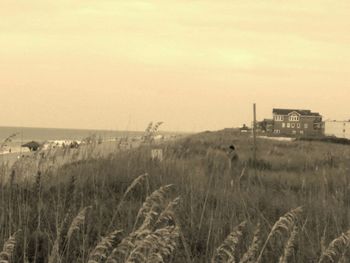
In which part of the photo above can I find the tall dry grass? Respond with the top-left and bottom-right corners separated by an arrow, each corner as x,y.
0,128 -> 350,262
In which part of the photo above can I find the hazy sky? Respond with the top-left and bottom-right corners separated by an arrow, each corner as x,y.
1,0 -> 349,132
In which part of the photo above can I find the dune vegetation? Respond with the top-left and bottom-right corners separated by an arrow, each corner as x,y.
1,128 -> 350,262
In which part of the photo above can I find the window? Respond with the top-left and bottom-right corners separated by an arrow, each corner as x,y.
304,123 -> 308,129
292,130 -> 297,134
289,114 -> 300,121
274,115 -> 284,121
274,129 -> 280,134
287,123 -> 290,128
297,123 -> 300,128
291,123 -> 295,128
282,123 -> 285,128
300,130 -> 304,134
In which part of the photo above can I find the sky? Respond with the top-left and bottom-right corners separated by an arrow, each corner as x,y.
0,0 -> 349,132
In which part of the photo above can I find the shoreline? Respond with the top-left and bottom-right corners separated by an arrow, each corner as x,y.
0,139 -> 141,168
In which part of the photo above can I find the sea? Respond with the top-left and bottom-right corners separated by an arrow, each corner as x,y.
0,126 -> 144,155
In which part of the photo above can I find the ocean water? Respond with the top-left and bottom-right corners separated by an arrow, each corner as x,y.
0,126 -> 144,154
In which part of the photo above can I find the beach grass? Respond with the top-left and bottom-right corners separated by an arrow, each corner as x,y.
1,128 -> 350,262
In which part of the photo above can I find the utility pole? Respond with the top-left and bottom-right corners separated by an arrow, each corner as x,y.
253,103 -> 257,169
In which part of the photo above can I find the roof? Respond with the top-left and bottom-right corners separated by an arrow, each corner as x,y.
273,108 -> 321,117
21,141 -> 41,149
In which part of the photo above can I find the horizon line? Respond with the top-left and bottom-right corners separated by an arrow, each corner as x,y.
0,124 -> 192,134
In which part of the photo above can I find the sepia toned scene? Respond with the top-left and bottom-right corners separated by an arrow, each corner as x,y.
1,1 -> 350,262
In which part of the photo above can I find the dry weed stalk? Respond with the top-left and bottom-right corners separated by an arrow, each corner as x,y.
318,229 -> 350,263
0,133 -> 18,152
142,121 -> 163,143
67,206 -> 92,242
240,223 -> 262,263
48,210 -> 70,263
108,174 -> 149,231
123,174 -> 149,203
154,197 -> 180,229
88,230 -> 123,263
0,230 -> 21,263
212,221 -> 247,263
134,185 -> 173,229
257,206 -> 303,263
107,186 -> 178,263
320,225 -> 328,256
125,226 -> 179,263
106,229 -> 152,263
279,225 -> 299,263
48,235 -> 60,263
151,122 -> 163,135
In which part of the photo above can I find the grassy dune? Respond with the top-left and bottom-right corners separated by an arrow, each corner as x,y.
1,129 -> 350,262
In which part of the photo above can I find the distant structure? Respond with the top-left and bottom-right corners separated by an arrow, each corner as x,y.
271,108 -> 323,137
256,118 -> 274,133
239,124 -> 251,133
22,141 -> 41,151
324,120 -> 350,139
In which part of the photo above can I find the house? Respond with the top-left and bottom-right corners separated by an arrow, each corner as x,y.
272,108 -> 322,137
324,120 -> 350,139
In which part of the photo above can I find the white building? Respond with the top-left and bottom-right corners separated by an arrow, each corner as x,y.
324,120 -> 350,139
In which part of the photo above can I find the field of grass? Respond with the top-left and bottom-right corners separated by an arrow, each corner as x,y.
1,128 -> 350,262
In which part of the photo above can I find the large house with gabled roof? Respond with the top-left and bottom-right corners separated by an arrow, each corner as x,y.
272,108 -> 323,136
